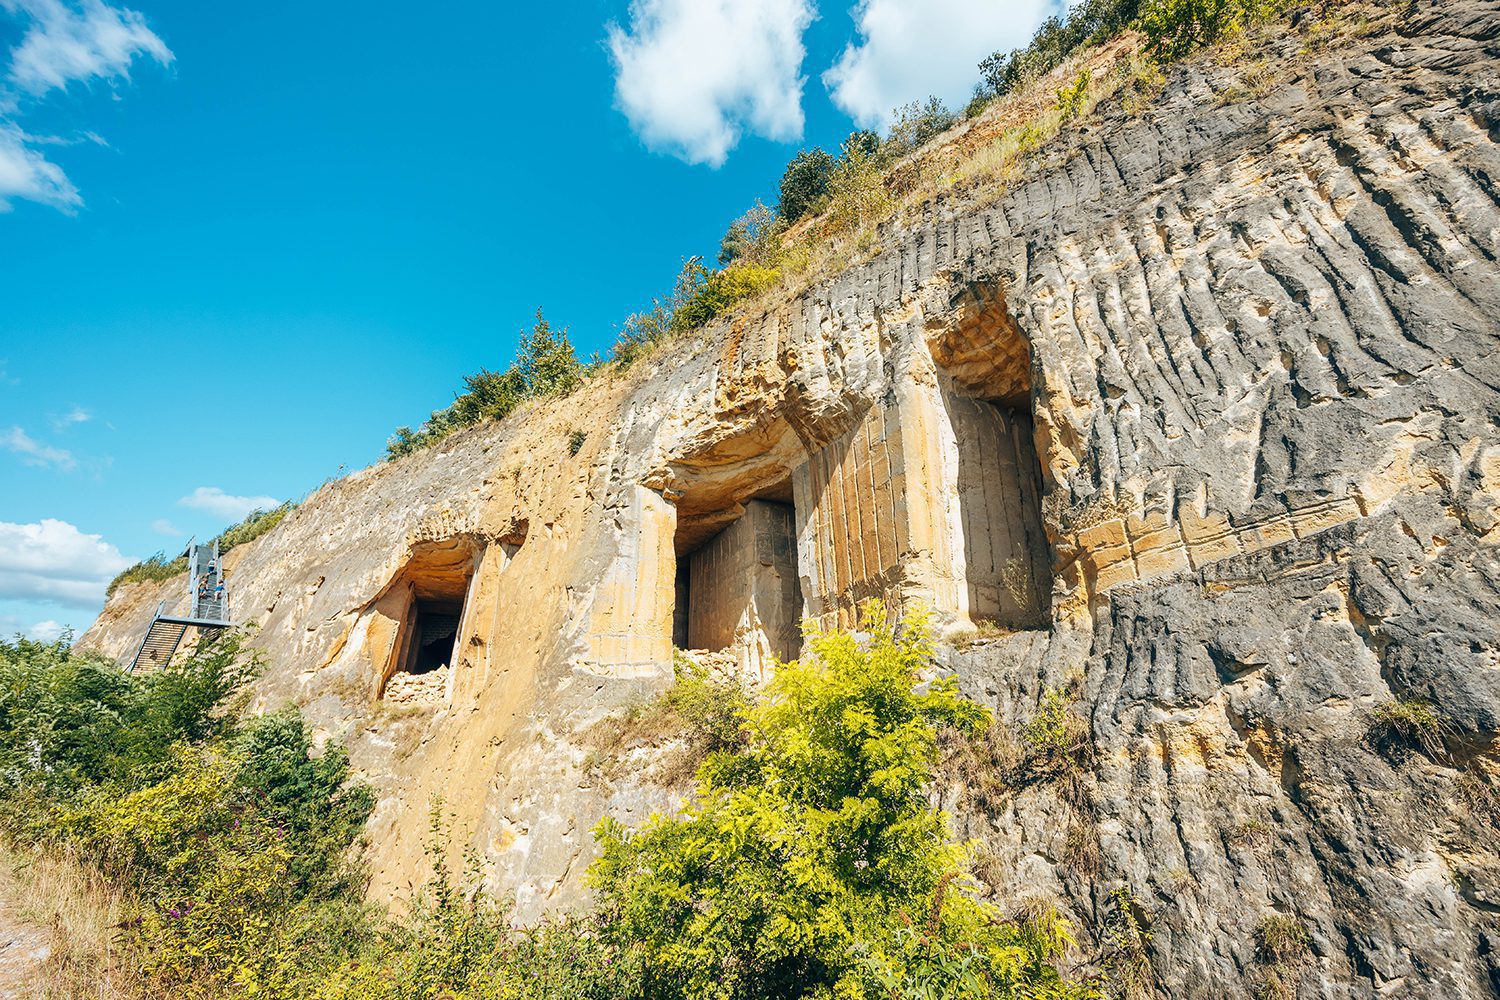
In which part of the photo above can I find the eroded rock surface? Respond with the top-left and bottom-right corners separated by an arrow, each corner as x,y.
83,3 -> 1500,995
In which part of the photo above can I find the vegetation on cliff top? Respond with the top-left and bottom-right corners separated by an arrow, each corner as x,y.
105,501 -> 297,600
383,0 -> 1316,462
0,608 -> 1097,999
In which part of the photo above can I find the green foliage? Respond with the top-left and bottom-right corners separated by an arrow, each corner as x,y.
978,0 -> 1140,98
387,309 -> 583,459
106,502 -> 297,599
1370,695 -> 1451,759
1,616 -> 1101,1000
718,201 -> 785,268
314,805 -> 648,1000
670,258 -> 781,333
569,429 -> 588,456
589,602 -> 1090,1000
841,129 -> 881,161
233,710 -> 376,896
587,654 -> 749,787
217,502 -> 296,551
105,552 -> 188,598
0,633 -> 375,998
0,632 -> 258,808
778,147 -> 836,223
1056,69 -> 1094,121
887,97 -> 956,153
1100,886 -> 1153,997
1137,0 -> 1290,60
822,143 -> 893,244
1021,686 -> 1095,780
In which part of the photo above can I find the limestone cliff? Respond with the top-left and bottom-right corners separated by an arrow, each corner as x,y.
83,2 -> 1500,996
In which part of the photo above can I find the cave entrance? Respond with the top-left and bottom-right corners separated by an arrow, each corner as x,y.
379,538 -> 480,702
400,598 -> 464,676
672,483 -> 804,670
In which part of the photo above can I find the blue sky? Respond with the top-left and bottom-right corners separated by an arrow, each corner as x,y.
0,0 -> 1060,640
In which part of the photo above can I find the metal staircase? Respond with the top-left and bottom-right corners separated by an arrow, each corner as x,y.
130,610 -> 192,672
127,539 -> 234,672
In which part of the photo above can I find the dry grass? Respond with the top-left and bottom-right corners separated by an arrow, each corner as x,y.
1254,914 -> 1311,1000
0,846 -> 143,1000
951,618 -> 1020,649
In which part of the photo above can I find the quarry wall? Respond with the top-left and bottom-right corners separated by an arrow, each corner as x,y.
83,2 -> 1500,995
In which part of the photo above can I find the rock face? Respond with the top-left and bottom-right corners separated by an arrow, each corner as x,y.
82,3 -> 1500,996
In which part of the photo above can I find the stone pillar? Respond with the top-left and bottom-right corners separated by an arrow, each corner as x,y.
584,485 -> 677,676
792,400 -> 911,629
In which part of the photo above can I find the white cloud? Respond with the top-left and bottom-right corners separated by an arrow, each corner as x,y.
0,120 -> 79,212
0,518 -> 133,608
50,404 -> 90,431
178,486 -> 280,522
26,618 -> 66,641
824,0 -> 1056,129
150,517 -> 181,537
2,425 -> 76,470
2,0 -> 171,99
608,0 -> 814,166
0,0 -> 170,212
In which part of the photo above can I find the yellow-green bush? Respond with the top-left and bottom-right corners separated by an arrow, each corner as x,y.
589,603 -> 1095,1000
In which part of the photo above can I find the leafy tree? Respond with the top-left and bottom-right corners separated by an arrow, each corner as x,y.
978,0 -> 1141,98
718,202 -> 784,268
235,710 -> 376,895
516,307 -> 583,398
589,603 -> 1088,1000
841,128 -> 881,160
0,632 -> 259,803
777,147 -> 835,223
887,97 -> 956,153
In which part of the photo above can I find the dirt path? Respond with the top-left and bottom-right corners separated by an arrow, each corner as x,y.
0,889 -> 48,1000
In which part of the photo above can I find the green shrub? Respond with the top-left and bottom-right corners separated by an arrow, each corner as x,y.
588,602 -> 1092,1000
0,633 -> 375,998
387,309 -> 583,459
105,552 -> 188,598
777,147 -> 835,223
106,503 -> 297,599
1056,69 -> 1094,121
670,258 -> 780,333
587,653 -> 749,787
887,97 -> 956,153
1137,0 -> 1290,60
0,632 -> 258,807
1,618 -> 1099,1000
718,201 -> 785,268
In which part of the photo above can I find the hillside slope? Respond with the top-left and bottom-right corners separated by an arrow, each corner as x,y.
84,2 -> 1500,995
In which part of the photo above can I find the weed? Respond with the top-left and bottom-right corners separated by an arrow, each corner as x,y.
567,429 -> 587,456
1254,914 -> 1311,1000
1162,864 -> 1196,894
1255,914 -> 1310,965
1229,818 -> 1274,850
1102,884 -> 1154,998
1370,695 -> 1451,760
